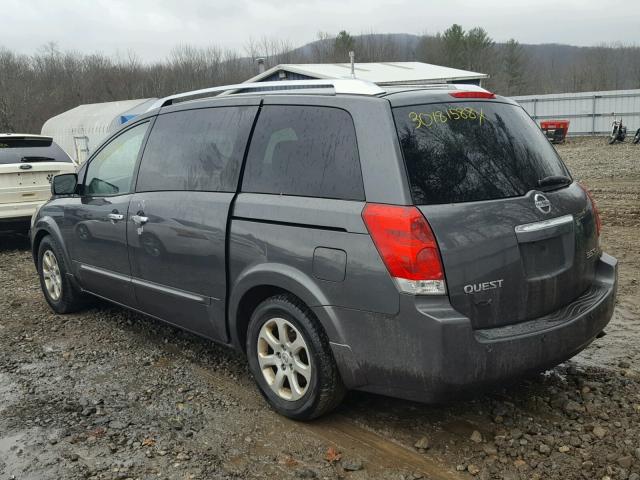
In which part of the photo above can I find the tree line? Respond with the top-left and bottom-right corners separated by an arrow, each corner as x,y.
2,25 -> 640,133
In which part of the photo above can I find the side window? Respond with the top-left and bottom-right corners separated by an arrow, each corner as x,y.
136,106 -> 257,193
84,122 -> 149,196
242,106 -> 364,201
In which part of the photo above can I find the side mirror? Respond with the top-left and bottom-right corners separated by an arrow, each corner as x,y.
52,173 -> 78,196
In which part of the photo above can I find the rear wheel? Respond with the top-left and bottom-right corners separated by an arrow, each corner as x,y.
633,129 -> 640,144
246,294 -> 345,420
608,126 -> 618,144
37,236 -> 87,313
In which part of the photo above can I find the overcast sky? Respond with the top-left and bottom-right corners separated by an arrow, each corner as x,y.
2,0 -> 638,61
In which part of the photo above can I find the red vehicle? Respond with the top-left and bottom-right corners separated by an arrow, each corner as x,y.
540,120 -> 570,144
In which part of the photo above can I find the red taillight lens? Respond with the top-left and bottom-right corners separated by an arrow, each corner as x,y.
449,91 -> 496,99
579,183 -> 602,236
362,204 -> 446,295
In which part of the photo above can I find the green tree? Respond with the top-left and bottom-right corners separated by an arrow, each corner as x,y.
442,24 -> 466,68
465,27 -> 494,72
501,38 -> 527,95
334,30 -> 355,62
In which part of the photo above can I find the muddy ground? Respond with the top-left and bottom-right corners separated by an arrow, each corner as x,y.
0,136 -> 639,480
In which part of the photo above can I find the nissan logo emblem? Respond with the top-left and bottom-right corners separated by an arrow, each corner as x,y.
534,193 -> 551,214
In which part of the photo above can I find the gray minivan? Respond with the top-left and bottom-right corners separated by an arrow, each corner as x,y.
31,80 -> 617,419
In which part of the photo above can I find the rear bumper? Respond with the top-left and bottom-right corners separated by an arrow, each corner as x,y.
322,252 -> 617,402
0,200 -> 44,221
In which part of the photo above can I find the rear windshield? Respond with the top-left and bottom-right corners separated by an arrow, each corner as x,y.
393,102 -> 570,205
0,137 -> 72,165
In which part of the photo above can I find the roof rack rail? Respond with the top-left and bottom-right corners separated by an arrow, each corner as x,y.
380,83 -> 453,88
380,83 -> 489,91
147,79 -> 386,111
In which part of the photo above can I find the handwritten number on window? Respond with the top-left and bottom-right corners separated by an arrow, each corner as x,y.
409,107 -> 485,129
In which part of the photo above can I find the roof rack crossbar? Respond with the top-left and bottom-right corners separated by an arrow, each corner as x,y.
147,79 -> 386,111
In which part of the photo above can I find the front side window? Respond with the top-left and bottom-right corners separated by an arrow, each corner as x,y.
136,106 -> 257,193
242,106 -> 364,201
84,122 -> 149,196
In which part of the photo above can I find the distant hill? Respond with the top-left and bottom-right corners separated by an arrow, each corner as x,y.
2,30 -> 639,133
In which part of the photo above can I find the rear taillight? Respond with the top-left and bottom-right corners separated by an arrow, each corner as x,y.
579,183 -> 602,237
362,204 -> 446,295
449,91 -> 496,99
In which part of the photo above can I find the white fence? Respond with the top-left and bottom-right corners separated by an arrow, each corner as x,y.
512,89 -> 640,135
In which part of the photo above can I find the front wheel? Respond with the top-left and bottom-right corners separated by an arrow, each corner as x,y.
246,294 -> 345,420
608,127 -> 618,144
37,236 -> 87,313
633,129 -> 640,144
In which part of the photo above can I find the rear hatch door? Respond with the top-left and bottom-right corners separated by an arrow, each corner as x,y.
0,136 -> 75,204
392,98 -> 600,329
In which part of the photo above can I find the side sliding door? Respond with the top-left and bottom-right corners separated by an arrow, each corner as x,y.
127,102 -> 259,341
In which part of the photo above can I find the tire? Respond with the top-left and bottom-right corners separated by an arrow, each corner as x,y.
37,235 -> 87,313
633,130 -> 640,144
608,131 -> 617,144
246,294 -> 346,420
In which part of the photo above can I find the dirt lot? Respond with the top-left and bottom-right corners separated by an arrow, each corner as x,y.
1,137 -> 639,480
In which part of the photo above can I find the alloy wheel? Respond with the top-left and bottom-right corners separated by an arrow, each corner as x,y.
42,250 -> 62,301
257,317 -> 312,401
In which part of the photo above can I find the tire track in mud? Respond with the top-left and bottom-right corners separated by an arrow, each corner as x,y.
190,363 -> 462,479
296,414 -> 462,479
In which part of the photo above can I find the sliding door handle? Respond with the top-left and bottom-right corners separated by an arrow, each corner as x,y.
131,214 -> 148,225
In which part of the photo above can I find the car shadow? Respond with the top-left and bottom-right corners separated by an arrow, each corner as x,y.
0,230 -> 30,252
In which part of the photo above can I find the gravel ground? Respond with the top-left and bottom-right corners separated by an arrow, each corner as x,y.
0,136 -> 639,480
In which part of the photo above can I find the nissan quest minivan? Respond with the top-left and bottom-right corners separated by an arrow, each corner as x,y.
31,80 -> 617,420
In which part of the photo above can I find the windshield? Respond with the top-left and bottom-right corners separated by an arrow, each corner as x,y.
0,138 -> 72,165
393,101 -> 570,205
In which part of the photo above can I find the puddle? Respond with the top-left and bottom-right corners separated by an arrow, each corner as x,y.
0,428 -> 63,480
0,431 -> 28,479
0,373 -> 21,413
575,303 -> 640,370
0,431 -> 24,455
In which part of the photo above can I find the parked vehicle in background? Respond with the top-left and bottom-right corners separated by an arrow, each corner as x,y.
0,134 -> 75,232
540,120 -> 570,144
609,114 -> 627,144
30,80 -> 617,420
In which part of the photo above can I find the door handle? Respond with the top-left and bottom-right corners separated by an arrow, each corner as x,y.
131,214 -> 148,225
107,212 -> 124,222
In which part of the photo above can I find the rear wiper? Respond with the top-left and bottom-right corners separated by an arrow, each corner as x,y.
21,156 -> 56,162
537,175 -> 572,191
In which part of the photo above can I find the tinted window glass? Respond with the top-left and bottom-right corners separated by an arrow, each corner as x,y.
136,106 -> 256,193
393,102 -> 570,205
242,106 -> 364,200
84,122 -> 148,196
0,137 -> 72,165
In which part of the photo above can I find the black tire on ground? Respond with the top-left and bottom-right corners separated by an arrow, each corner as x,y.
37,235 -> 87,313
633,130 -> 640,144
246,294 -> 346,420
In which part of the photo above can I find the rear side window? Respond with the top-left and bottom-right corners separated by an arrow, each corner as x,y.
242,106 -> 364,201
393,102 -> 570,205
136,106 -> 257,193
0,137 -> 72,165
